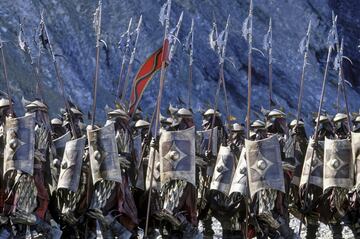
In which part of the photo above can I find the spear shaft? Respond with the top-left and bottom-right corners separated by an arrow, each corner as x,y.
40,13 -> 77,137
116,17 -> 132,103
187,19 -> 194,109
296,21 -> 311,126
91,0 -> 102,126
298,45 -> 332,235
144,1 -> 171,237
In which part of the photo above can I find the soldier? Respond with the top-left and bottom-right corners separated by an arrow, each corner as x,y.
197,109 -> 224,237
320,113 -> 353,239
252,109 -> 294,238
159,108 -> 201,238
55,108 -> 88,238
287,119 -> 308,220
50,118 -> 66,139
229,123 -> 245,158
86,108 -> 138,238
299,114 -> 336,239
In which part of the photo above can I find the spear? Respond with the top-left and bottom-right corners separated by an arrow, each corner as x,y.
243,0 -> 254,237
295,20 -> 311,127
298,15 -> 337,235
336,38 -> 352,131
263,18 -> 273,109
144,0 -> 172,237
244,0 -> 253,140
39,11 -> 77,137
115,17 -> 132,103
121,15 -> 142,104
18,21 -> 44,101
185,18 -> 194,109
0,40 -> 14,116
90,0 -> 102,127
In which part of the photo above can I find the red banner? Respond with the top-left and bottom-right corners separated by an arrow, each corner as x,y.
129,40 -> 169,116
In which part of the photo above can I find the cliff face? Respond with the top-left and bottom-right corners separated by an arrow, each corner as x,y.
0,0 -> 359,127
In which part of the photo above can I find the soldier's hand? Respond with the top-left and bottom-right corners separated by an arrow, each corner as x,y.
150,138 -> 158,149
230,143 -> 237,152
205,150 -> 212,160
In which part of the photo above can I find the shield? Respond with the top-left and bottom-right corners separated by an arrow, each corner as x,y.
160,127 -> 196,187
145,147 -> 161,191
229,147 -> 248,196
4,114 -> 35,176
53,131 -> 71,160
133,134 -> 142,170
323,138 -> 353,191
57,136 -> 86,192
245,135 -> 285,198
196,127 -> 218,157
352,132 -> 360,187
210,146 -> 236,195
87,122 -> 122,185
299,139 -> 324,189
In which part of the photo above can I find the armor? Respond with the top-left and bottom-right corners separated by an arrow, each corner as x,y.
159,127 -> 196,187
87,122 -> 122,184
53,131 -> 71,159
210,146 -> 236,195
299,138 -> 324,189
323,138 -> 353,190
352,132 -> 360,187
4,114 -> 35,176
229,147 -> 248,196
245,135 -> 285,198
196,127 -> 218,157
133,134 -> 142,170
57,136 -> 86,192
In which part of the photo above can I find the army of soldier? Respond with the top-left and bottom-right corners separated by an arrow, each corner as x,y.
0,0 -> 359,238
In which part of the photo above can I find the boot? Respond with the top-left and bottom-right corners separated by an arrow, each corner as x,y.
276,216 -> 294,238
305,223 -> 318,239
329,223 -> 343,239
202,216 -> 214,238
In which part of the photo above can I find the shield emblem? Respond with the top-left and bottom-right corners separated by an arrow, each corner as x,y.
299,138 -> 324,189
196,127 -> 218,157
229,147 -> 248,196
245,135 -> 285,198
352,132 -> 360,187
323,138 -> 353,191
145,146 -> 161,191
57,136 -> 86,192
4,114 -> 35,176
133,134 -> 142,170
87,122 -> 122,184
210,146 -> 236,195
160,127 -> 196,187
53,131 -> 71,160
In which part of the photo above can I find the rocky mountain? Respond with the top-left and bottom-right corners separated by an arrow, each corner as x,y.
0,0 -> 359,129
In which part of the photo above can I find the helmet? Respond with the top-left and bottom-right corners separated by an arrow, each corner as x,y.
135,119 -> 150,128
268,109 -> 286,119
251,120 -> 265,129
232,123 -> 244,132
25,100 -> 48,112
289,119 -> 304,129
0,98 -> 10,108
314,115 -> 329,124
51,118 -> 63,126
70,107 -> 83,117
204,109 -> 221,117
177,108 -> 192,118
333,113 -> 348,123
107,109 -> 129,121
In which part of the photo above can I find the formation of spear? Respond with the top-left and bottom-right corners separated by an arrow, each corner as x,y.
0,0 -> 355,237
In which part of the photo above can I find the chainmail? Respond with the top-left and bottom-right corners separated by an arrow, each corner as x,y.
162,180 -> 187,213
90,180 -> 116,209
